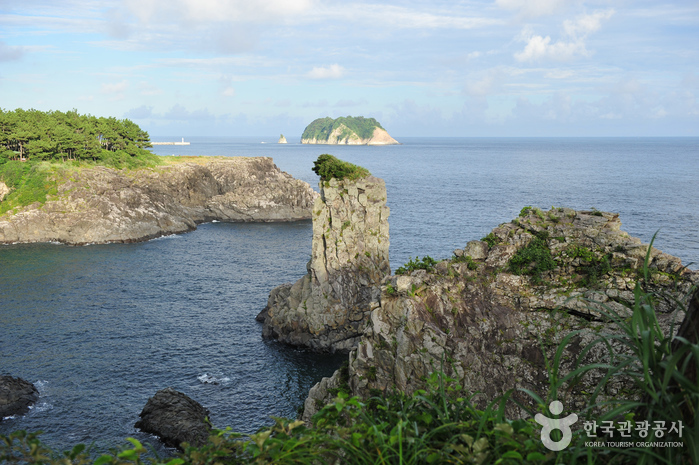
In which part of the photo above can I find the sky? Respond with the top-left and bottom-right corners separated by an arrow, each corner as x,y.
1,0 -> 698,138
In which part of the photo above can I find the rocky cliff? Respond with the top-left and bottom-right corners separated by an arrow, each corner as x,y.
0,157 -> 317,245
258,174 -> 391,352
301,116 -> 399,145
303,207 -> 698,420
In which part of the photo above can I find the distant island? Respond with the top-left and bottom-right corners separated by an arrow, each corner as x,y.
301,116 -> 399,145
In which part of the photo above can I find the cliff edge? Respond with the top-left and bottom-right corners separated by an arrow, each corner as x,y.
303,207 -> 698,420
301,116 -> 399,145
258,156 -> 391,352
0,157 -> 317,245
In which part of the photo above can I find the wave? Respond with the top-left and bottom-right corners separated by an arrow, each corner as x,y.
197,373 -> 231,385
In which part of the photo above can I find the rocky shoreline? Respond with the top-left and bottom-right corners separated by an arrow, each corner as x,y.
0,157 -> 317,245
300,205 -> 698,420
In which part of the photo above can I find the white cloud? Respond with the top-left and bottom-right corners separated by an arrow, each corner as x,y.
222,87 -> 235,97
514,10 -> 614,62
307,64 -> 345,80
0,41 -> 25,62
101,80 -> 129,100
496,0 -> 571,18
120,0 -> 313,24
124,105 -> 153,119
563,10 -> 614,38
464,69 -> 504,96
515,34 -> 587,62
138,81 -> 162,96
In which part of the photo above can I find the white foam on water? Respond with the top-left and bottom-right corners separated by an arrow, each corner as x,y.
197,373 -> 231,385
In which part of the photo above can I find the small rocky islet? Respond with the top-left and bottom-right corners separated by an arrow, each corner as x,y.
300,116 -> 399,145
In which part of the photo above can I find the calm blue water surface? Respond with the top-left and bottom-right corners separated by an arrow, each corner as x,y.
1,137 -> 698,452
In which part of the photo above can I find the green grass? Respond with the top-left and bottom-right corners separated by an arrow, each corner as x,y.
0,155 -> 162,215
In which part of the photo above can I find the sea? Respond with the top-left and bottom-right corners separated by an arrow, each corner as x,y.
1,137 -> 698,454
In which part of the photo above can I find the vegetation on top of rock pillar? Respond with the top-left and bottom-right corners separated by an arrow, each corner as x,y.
312,154 -> 370,182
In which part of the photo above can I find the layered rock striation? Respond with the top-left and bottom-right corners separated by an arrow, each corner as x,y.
259,175 -> 391,352
303,208 -> 698,419
0,157 -> 317,245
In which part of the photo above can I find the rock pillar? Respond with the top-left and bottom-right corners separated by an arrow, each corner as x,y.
260,175 -> 390,352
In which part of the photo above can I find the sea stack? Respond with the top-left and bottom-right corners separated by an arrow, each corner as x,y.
259,155 -> 391,352
278,134 -> 288,144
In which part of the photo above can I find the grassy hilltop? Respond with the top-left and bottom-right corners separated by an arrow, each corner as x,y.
301,116 -> 385,142
0,109 -> 162,215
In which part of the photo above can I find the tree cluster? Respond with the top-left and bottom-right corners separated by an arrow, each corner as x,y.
0,109 -> 152,163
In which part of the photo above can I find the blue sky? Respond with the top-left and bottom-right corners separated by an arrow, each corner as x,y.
1,0 -> 697,137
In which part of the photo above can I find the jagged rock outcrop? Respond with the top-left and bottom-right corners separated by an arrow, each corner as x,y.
135,388 -> 211,450
278,134 -> 288,144
301,116 -> 399,145
0,157 -> 317,245
0,376 -> 38,419
303,208 -> 698,419
259,175 -> 391,352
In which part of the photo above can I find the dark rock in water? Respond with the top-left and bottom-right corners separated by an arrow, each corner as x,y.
0,376 -> 39,419
135,388 -> 211,449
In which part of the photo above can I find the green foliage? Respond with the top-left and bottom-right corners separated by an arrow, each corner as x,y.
312,154 -> 370,182
0,108 -> 156,165
302,116 -> 385,142
452,254 -> 479,270
481,232 -> 501,249
508,235 -> 556,284
385,284 -> 396,295
515,234 -> 698,464
395,255 -> 439,275
0,162 -> 60,214
564,245 -> 613,287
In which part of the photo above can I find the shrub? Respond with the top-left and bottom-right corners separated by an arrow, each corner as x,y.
312,154 -> 370,182
481,232 -> 501,249
452,254 -> 479,270
508,235 -> 556,284
395,255 -> 439,275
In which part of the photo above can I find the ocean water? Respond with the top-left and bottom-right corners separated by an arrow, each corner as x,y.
1,137 -> 698,453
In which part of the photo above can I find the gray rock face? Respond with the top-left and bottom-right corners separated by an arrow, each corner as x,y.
0,376 -> 38,419
305,208 -> 698,417
0,157 -> 317,245
260,175 -> 391,352
135,388 -> 211,450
